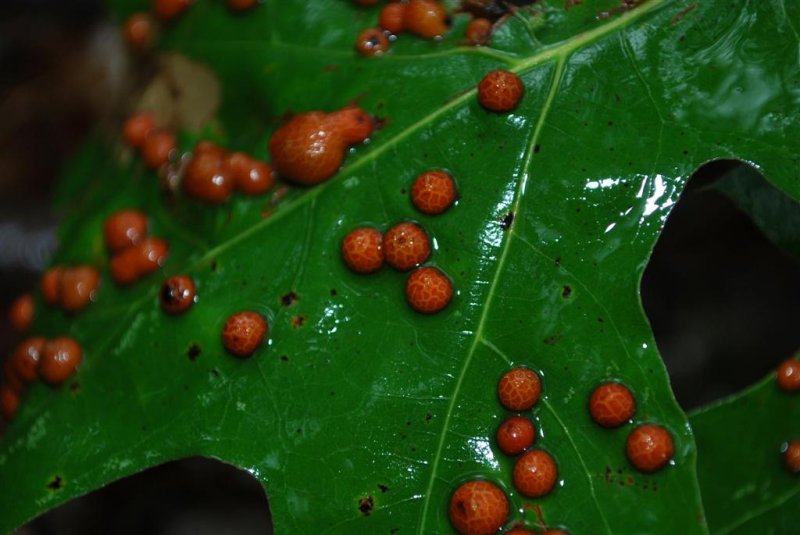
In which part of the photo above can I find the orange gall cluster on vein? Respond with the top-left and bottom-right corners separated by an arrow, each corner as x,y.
341,170 -> 457,315
353,0 -> 498,57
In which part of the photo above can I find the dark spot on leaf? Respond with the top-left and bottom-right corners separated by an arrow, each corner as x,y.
562,285 -> 572,298
291,315 -> 306,328
69,382 -> 80,393
373,116 -> 389,130
406,420 -> 412,426
400,188 -> 407,195
187,343 -> 202,361
500,211 -> 514,230
555,256 -> 561,267
683,149 -> 689,155
358,496 -> 374,516
378,484 -> 389,493
533,144 -> 540,154
280,355 -> 289,362
47,476 -> 63,490
390,529 -> 399,534
544,334 -> 562,345
330,288 -> 337,296
462,0 -> 535,21
604,467 -> 612,483
425,413 -> 432,422
597,317 -> 605,323
210,368 -> 220,378
281,291 -> 298,307
296,428 -> 302,434
210,259 -> 218,272
627,476 -> 634,485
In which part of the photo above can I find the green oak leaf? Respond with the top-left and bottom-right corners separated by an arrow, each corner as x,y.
1,0 -> 798,533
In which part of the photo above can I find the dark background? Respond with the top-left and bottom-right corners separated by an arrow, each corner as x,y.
2,2 -> 798,533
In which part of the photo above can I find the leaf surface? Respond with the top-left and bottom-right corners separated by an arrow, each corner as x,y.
1,0 -> 798,533
691,373 -> 800,535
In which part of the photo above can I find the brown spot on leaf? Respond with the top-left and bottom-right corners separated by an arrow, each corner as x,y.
544,334 -> 562,345
291,315 -> 306,328
358,496 -> 374,515
281,292 -> 299,307
47,476 -> 63,490
187,343 -> 202,361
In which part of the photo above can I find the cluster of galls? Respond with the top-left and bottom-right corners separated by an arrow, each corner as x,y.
587,382 -> 675,474
102,207 -> 268,357
449,368 -> 676,534
184,141 -> 274,203
341,170 -> 457,314
122,0 -> 260,52
353,0 -> 498,57
41,266 -> 100,313
1,337 -> 83,422
354,0 -> 449,57
105,209 -> 169,285
125,104 -> 373,198
123,113 -> 177,170
449,368 -> 564,535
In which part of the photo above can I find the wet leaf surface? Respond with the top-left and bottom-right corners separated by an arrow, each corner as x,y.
1,0 -> 798,533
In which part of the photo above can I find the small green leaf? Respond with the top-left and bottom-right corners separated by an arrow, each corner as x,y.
691,373 -> 800,535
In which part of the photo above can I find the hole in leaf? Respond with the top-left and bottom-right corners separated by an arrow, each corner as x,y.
641,160 -> 800,409
25,457 -> 273,534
